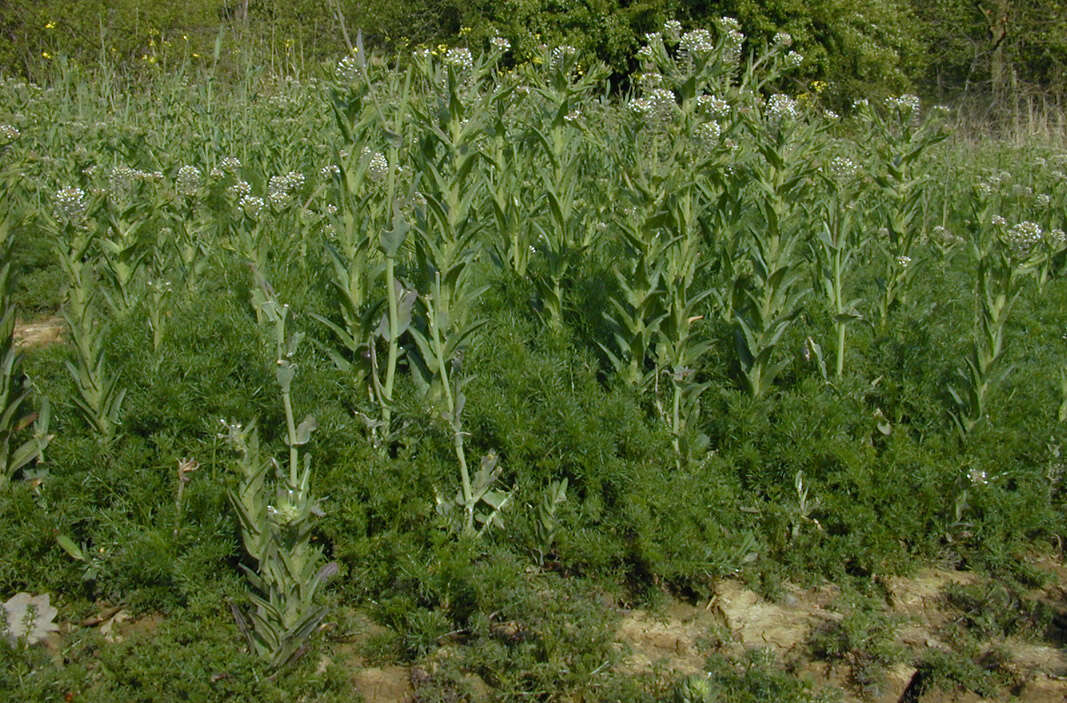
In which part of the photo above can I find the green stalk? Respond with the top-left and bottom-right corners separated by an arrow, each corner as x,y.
381,256 -> 399,430
428,294 -> 474,529
832,249 -> 845,378
281,376 -> 299,486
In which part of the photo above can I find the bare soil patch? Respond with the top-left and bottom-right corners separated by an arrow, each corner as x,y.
14,315 -> 64,347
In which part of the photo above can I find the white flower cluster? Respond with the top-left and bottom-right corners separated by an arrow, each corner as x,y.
54,187 -> 87,224
885,94 -> 920,115
1049,229 -> 1066,246
663,19 -> 682,41
0,124 -> 19,140
108,165 -> 138,198
239,195 -> 265,219
990,214 -> 1007,227
363,148 -> 389,181
228,180 -> 252,199
718,16 -> 742,33
335,55 -> 361,82
444,47 -> 473,70
773,32 -> 792,47
220,156 -> 241,173
1004,221 -> 1043,257
696,94 -> 730,117
694,120 -> 722,149
766,93 -> 799,122
636,72 -> 664,90
629,88 -> 677,128
490,36 -> 511,51
1036,193 -> 1052,208
679,29 -> 715,56
176,165 -> 202,196
268,171 -> 305,207
896,255 -> 912,268
320,163 -> 340,179
550,45 -> 577,68
828,156 -> 858,179
719,17 -> 745,63
563,109 -> 582,123
785,51 -> 803,67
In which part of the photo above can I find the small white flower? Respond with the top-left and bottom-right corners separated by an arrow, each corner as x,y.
239,195 -> 265,219
490,36 -> 511,51
773,32 -> 792,47
696,94 -> 730,117
766,94 -> 798,122
550,45 -> 577,68
228,180 -> 252,199
367,151 -> 388,181
0,124 -> 19,140
335,55 -> 361,82
444,47 -> 474,70
694,120 -> 721,148
785,51 -> 803,67
679,29 -> 715,56
829,156 -> 858,179
896,255 -> 911,268
54,187 -> 87,223
176,165 -> 202,196
1005,221 -> 1043,257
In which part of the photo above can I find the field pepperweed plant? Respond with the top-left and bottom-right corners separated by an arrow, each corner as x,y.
0,16 -> 1066,702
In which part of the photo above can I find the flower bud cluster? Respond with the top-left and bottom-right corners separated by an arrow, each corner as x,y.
1004,221 -> 1043,257
550,45 -> 577,68
696,94 -> 730,118
694,120 -> 722,149
629,88 -> 677,129
679,29 -> 714,57
176,165 -> 202,196
766,93 -> 799,123
444,47 -> 474,70
54,187 -> 88,224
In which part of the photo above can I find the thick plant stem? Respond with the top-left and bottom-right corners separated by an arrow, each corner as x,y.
281,382 -> 299,485
382,257 -> 400,430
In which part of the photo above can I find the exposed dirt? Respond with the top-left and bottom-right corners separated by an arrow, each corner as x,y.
14,315 -> 64,347
614,567 -> 1067,703
39,564 -> 1067,702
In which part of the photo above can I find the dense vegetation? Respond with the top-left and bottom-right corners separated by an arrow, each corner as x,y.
2,0 -> 1066,109
0,9 -> 1065,703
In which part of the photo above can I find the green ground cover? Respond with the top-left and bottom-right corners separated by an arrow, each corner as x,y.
0,19 -> 1065,701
